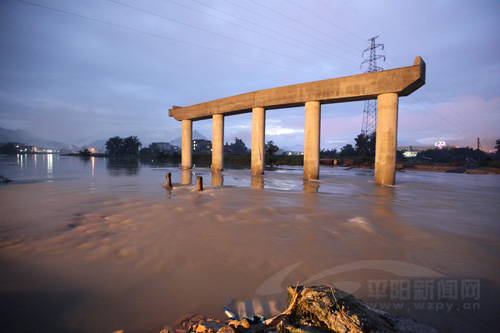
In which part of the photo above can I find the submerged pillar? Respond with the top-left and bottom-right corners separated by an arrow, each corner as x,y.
251,107 -> 266,175
303,101 -> 321,179
375,93 -> 399,185
181,119 -> 192,170
212,114 -> 224,173
181,169 -> 192,184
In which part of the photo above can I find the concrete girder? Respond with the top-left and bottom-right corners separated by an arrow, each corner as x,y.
169,57 -> 425,121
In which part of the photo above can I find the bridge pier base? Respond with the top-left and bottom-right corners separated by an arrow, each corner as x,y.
251,107 -> 266,175
181,119 -> 192,170
304,101 -> 321,180
212,114 -> 224,172
375,93 -> 399,185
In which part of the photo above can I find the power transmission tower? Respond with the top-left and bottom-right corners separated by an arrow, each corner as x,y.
360,36 -> 385,135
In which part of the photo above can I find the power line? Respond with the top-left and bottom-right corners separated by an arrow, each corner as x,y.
232,0 -> 362,61
313,0 -> 376,42
14,0 -> 324,78
162,0 -> 352,72
284,0 -> 366,43
108,0 -> 331,72
190,0 -> 359,69
375,36 -> 475,137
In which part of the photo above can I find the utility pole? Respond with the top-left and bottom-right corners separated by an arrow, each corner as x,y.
477,137 -> 481,162
360,36 -> 385,135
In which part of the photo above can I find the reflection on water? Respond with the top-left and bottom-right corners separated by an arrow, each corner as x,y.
106,158 -> 139,176
17,154 -> 23,170
47,154 -> 53,178
0,155 -> 499,332
303,179 -> 319,193
13,154 -> 58,182
251,175 -> 264,189
211,172 -> 223,186
373,185 -> 395,217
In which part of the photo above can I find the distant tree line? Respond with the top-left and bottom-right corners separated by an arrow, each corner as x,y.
224,137 -> 248,155
97,134 -> 500,168
0,143 -> 18,154
105,136 -> 142,156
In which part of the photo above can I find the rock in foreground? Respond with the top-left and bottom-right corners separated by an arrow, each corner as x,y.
161,286 -> 437,333
158,285 -> 437,333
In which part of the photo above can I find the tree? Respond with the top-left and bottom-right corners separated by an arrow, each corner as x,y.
106,136 -> 123,156
0,143 -> 18,154
496,139 -> 500,157
139,147 -> 153,156
123,136 -> 142,155
79,148 -> 92,157
320,148 -> 337,158
355,132 -> 376,156
225,137 -> 248,155
265,141 -> 279,156
339,144 -> 355,157
105,136 -> 142,156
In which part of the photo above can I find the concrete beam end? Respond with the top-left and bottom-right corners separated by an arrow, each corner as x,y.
414,56 -> 426,85
399,57 -> 426,97
169,105 -> 183,119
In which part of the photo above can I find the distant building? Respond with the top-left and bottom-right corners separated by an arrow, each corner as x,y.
1,142 -> 58,153
151,142 -> 173,152
397,145 -> 436,158
150,142 -> 180,153
193,139 -> 212,154
282,150 -> 304,156
397,145 -> 437,152
8,142 -> 36,153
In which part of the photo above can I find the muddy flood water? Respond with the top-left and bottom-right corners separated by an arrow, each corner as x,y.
0,154 -> 499,332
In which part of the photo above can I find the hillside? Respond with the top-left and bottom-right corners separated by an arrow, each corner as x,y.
0,127 -> 68,150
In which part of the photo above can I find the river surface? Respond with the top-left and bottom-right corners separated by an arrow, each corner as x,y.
0,154 -> 499,332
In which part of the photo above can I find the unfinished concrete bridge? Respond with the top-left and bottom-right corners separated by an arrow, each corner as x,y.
169,57 -> 425,185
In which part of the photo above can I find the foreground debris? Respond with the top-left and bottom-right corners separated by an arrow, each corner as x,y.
158,285 -> 437,333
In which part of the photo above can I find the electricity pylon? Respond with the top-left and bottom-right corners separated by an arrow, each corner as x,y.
361,36 -> 385,135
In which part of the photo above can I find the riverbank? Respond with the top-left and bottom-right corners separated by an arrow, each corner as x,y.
401,165 -> 500,174
325,160 -> 500,175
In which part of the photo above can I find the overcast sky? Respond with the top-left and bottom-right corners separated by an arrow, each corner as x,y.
1,0 -> 499,151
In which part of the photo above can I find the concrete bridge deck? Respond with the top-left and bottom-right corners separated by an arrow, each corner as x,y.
169,57 -> 425,185
169,57 -> 424,121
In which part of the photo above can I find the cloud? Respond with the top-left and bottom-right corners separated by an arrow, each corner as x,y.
398,95 -> 500,150
266,126 -> 303,136
0,0 -> 499,152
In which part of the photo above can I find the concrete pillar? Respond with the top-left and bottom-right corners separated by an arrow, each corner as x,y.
212,114 -> 224,172
303,101 -> 321,179
375,93 -> 399,185
181,119 -> 192,170
251,107 -> 266,175
181,170 -> 192,184
251,175 -> 264,189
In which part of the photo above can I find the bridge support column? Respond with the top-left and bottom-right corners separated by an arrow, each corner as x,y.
304,101 -> 321,180
251,107 -> 266,175
212,114 -> 224,173
181,119 -> 192,170
375,93 -> 399,185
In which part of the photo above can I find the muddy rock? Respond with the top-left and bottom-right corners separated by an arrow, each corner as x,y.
167,285 -> 437,333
